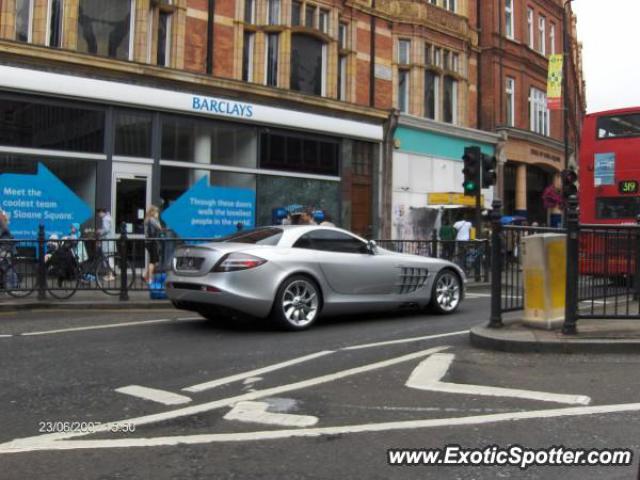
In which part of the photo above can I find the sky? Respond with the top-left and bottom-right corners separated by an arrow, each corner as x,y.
572,1 -> 640,113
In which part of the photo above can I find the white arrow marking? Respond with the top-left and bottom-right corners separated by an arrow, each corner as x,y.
406,353 -> 591,405
183,351 -> 334,393
224,401 -> 318,428
115,386 -> 192,406
342,330 -> 468,351
0,345 -> 450,452
3,402 -> 640,453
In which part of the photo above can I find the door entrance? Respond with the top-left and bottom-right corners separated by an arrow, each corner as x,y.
111,163 -> 151,236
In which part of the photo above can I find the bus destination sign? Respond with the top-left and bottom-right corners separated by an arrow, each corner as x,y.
618,180 -> 639,194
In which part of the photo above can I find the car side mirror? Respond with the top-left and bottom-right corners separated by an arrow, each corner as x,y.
366,240 -> 377,255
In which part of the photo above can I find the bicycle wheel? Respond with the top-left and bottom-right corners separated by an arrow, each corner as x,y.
6,257 -> 37,298
45,261 -> 79,300
96,254 -> 136,295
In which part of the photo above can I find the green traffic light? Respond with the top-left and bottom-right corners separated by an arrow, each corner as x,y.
464,181 -> 476,190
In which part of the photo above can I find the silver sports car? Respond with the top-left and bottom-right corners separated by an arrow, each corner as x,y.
166,226 -> 465,330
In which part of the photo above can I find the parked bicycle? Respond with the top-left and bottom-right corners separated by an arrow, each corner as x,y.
0,244 -> 37,298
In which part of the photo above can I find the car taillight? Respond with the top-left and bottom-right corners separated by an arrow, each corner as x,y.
212,253 -> 267,272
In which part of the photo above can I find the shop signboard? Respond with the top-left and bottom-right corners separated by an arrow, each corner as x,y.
161,178 -> 255,238
0,163 -> 92,239
427,192 -> 484,207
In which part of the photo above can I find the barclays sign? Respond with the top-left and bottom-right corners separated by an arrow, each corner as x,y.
192,96 -> 254,119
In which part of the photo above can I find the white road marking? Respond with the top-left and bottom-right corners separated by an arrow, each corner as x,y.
183,351 -> 334,393
465,293 -> 491,298
19,318 -> 200,336
0,345 -> 450,450
406,353 -> 591,405
243,377 -> 262,385
0,335 -> 12,338
342,331 -> 468,351
224,401 -> 318,428
4,402 -> 640,453
115,385 -> 192,406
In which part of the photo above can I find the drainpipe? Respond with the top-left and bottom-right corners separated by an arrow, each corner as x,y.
380,109 -> 400,238
369,0 -> 376,107
476,0 -> 482,129
206,0 -> 215,74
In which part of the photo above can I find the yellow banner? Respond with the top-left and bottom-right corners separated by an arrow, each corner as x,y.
547,54 -> 563,110
428,192 -> 484,207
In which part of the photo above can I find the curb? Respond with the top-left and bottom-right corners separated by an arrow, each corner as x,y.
0,301 -> 174,312
470,324 -> 640,354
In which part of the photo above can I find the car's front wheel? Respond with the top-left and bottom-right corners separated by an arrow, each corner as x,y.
429,269 -> 462,314
271,275 -> 321,331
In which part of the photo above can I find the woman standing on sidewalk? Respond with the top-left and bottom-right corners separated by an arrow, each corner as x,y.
143,206 -> 163,284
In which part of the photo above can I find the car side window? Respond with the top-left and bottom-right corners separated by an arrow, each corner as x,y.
293,230 -> 368,254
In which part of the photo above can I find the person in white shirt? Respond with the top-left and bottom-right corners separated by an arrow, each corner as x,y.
453,218 -> 472,241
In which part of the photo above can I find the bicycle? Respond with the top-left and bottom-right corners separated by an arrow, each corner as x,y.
0,247 -> 37,298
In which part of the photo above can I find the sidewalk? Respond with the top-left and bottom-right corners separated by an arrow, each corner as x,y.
0,290 -> 173,312
470,318 -> 640,354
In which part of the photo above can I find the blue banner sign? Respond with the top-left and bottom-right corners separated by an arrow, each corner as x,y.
0,163 -> 92,239
161,178 -> 255,238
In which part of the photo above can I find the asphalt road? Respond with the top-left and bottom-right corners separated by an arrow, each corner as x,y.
0,293 -> 639,480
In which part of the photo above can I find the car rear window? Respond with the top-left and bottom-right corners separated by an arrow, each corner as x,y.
218,227 -> 283,245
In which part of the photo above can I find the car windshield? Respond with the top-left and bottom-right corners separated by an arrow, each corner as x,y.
217,227 -> 284,245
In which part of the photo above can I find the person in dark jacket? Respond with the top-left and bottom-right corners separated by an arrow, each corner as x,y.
143,205 -> 163,283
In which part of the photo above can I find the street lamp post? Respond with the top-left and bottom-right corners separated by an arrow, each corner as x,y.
562,0 -> 574,170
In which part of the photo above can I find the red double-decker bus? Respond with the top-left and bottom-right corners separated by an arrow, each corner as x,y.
579,107 -> 640,276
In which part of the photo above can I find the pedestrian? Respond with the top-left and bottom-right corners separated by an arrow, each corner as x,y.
453,216 -> 472,241
143,205 -> 163,284
0,210 -> 11,241
299,208 -> 317,225
439,220 -> 456,259
319,210 -> 335,227
96,208 -> 115,281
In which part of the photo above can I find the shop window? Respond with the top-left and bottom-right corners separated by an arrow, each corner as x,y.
260,130 -> 339,176
256,175 -> 339,227
242,32 -> 255,82
443,76 -> 457,124
15,0 -> 33,43
265,33 -> 279,87
114,111 -> 152,158
77,0 -> 133,60
0,154 -> 97,235
0,95 -> 105,153
291,1 -> 301,26
160,115 -> 257,168
47,0 -> 64,47
290,34 -> 326,96
424,71 -> 438,120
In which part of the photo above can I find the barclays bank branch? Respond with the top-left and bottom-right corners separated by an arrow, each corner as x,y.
0,65 -> 383,240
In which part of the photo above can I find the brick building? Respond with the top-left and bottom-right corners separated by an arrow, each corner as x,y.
477,0 -> 585,225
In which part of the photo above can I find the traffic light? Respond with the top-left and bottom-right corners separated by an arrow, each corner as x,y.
481,154 -> 497,188
561,168 -> 578,199
462,146 -> 481,196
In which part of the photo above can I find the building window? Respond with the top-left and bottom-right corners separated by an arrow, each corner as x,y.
78,0 -> 133,60
291,34 -> 326,96
527,8 -> 534,48
319,9 -> 329,34
451,53 -> 459,73
505,77 -> 515,127
337,55 -> 347,101
505,0 -> 514,39
15,0 -> 33,42
529,87 -> 550,136
538,15 -> 546,55
260,130 -> 339,176
245,0 -> 256,23
429,0 -> 437,4
338,23 -> 348,49
156,11 -> 172,66
242,32 -> 255,82
424,43 -> 432,65
443,50 -> 450,70
291,1 -> 301,26
434,47 -> 441,67
445,0 -> 455,12
47,0 -> 63,47
115,110 -> 152,158
550,23 -> 556,55
267,0 -> 280,25
265,33 -> 279,87
443,76 -> 457,124
424,70 -> 438,120
398,39 -> 410,65
305,4 -> 315,28
398,70 -> 409,113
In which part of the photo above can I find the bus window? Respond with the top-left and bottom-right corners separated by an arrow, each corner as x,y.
595,197 -> 640,219
597,114 -> 640,139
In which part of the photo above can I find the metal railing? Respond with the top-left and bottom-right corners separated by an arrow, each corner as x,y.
488,197 -> 640,334
376,239 -> 490,282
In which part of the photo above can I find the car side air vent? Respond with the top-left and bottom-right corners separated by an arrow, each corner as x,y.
397,267 -> 429,294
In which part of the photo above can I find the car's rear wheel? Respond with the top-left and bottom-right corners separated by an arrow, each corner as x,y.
429,269 -> 461,314
271,275 -> 321,331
